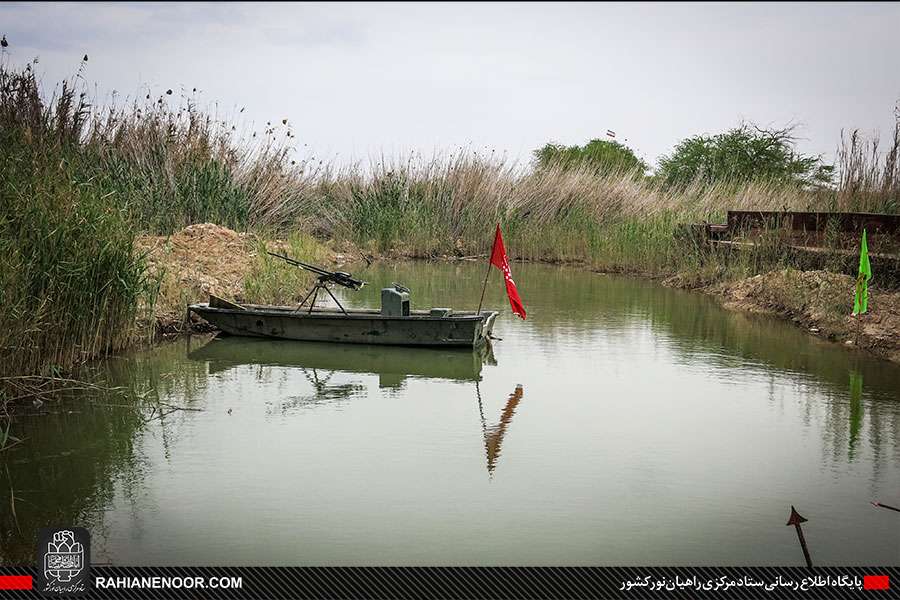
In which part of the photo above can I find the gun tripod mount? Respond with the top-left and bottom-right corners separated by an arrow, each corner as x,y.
298,275 -> 350,315
265,252 -> 366,316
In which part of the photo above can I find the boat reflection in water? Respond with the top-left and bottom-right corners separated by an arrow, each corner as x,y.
189,336 -> 520,475
188,335 -> 496,391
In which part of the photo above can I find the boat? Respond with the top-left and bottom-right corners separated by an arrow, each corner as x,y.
188,297 -> 498,348
187,256 -> 498,347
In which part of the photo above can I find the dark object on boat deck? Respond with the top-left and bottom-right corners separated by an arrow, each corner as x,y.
381,287 -> 409,317
786,505 -> 813,568
266,251 -> 365,316
209,294 -> 246,311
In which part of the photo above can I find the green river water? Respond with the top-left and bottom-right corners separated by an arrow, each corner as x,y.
2,262 -> 898,565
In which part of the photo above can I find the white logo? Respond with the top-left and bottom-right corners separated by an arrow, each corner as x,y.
44,530 -> 84,583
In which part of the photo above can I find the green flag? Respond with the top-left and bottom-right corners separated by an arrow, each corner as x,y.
852,229 -> 871,315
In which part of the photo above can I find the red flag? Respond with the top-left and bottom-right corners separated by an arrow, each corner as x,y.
490,224 -> 526,319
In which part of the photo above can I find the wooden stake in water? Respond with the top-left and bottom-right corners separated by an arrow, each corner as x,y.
871,501 -> 900,513
786,505 -> 813,568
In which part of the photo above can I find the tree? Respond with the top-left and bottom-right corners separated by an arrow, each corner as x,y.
533,139 -> 647,176
656,124 -> 833,189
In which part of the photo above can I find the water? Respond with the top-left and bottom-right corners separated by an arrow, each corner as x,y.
2,262 -> 899,565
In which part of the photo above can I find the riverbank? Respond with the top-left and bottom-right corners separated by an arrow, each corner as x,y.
142,223 -> 900,365
666,269 -> 900,364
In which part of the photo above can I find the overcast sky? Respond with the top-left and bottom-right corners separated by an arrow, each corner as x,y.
2,2 -> 898,168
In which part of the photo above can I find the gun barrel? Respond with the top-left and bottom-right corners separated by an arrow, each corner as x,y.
266,252 -> 330,276
265,251 -> 365,290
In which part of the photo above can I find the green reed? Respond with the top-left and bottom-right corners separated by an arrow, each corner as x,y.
0,65 -> 147,378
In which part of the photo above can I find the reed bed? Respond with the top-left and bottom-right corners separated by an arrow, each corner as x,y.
247,115 -> 900,267
836,115 -> 900,214
0,61 -> 309,380
0,64 -> 146,380
250,157 -> 867,271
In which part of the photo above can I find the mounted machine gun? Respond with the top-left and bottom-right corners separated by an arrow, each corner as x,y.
266,252 -> 366,315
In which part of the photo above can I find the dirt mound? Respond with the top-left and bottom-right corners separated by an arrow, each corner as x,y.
135,223 -> 348,334
136,224 -> 256,330
721,269 -> 851,323
137,223 -> 253,298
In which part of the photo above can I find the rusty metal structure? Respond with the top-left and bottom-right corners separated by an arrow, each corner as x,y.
683,210 -> 900,285
724,210 -> 900,235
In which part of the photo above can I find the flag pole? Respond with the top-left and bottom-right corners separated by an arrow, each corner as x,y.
476,257 -> 492,315
476,225 -> 497,315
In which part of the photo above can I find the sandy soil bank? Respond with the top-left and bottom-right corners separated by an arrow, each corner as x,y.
666,269 -> 900,364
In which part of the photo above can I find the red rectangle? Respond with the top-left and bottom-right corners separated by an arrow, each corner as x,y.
0,575 -> 33,590
865,575 -> 890,590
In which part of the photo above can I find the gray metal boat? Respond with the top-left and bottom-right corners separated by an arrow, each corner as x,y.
187,255 -> 498,347
188,301 -> 498,347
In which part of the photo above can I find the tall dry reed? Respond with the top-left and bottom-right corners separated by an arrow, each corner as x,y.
836,108 -> 900,213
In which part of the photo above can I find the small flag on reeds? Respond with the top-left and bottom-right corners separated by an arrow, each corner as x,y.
852,229 -> 871,316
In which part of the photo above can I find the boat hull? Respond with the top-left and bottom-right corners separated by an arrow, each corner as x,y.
188,304 -> 498,348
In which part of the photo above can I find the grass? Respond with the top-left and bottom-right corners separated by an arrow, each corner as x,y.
253,158 -> 890,280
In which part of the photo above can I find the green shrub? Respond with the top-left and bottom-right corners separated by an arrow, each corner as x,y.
656,124 -> 833,189
533,139 -> 647,176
